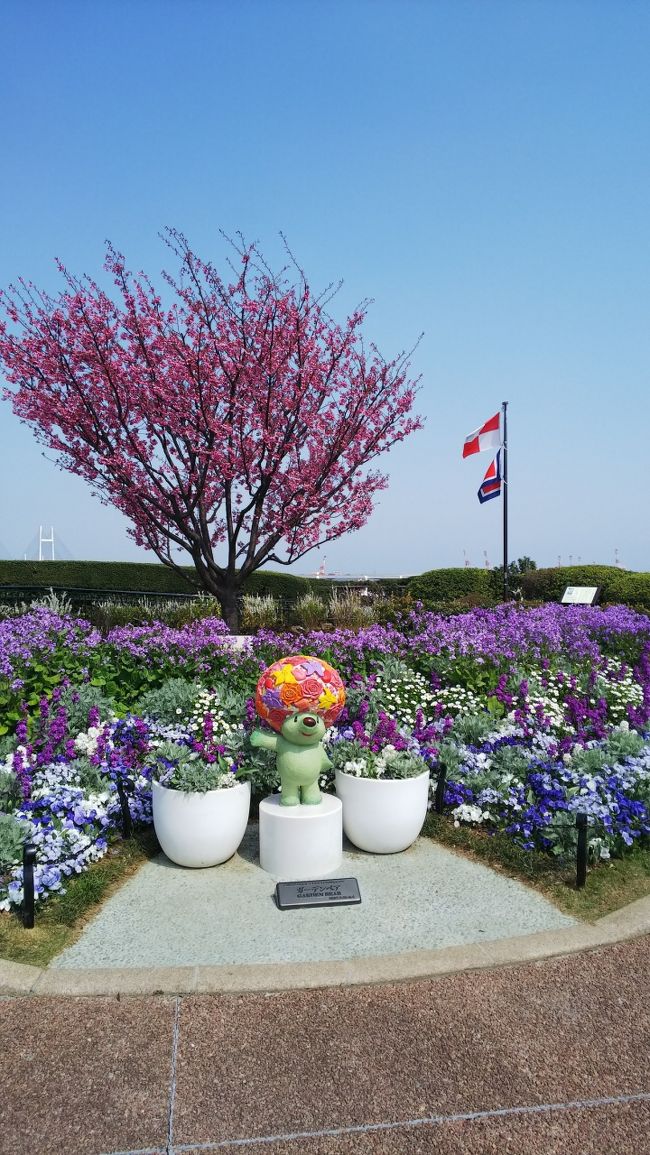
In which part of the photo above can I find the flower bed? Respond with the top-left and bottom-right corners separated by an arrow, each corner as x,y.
0,603 -> 649,912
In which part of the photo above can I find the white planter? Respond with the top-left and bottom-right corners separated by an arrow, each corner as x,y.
335,768 -> 430,854
152,779 -> 251,868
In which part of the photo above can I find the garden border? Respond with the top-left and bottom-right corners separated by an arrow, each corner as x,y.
2,893 -> 648,998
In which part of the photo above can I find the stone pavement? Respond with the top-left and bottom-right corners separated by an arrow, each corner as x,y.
1,935 -> 649,1154
2,831 -> 650,1153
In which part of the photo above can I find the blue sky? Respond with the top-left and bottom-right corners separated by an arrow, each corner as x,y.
1,0 -> 648,576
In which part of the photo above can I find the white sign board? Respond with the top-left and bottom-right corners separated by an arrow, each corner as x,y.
561,586 -> 600,606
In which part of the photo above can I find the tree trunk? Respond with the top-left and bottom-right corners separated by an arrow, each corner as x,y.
216,585 -> 241,633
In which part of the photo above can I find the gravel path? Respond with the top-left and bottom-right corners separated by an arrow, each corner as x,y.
51,831 -> 576,970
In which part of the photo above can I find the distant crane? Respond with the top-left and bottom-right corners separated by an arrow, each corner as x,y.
313,556 -> 341,578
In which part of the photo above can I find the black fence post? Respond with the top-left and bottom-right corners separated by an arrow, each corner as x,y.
434,765 -> 447,815
576,811 -> 588,889
22,841 -> 36,929
116,777 -> 133,839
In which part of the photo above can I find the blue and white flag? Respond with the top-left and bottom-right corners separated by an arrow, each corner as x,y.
477,450 -> 502,504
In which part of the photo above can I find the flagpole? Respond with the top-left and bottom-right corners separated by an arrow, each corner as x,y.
502,400 -> 509,600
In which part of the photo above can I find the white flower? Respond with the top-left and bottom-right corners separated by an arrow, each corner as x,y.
74,726 -> 103,756
452,802 -> 488,826
344,759 -> 366,777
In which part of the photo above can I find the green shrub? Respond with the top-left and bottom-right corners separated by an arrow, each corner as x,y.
490,743 -> 531,778
602,727 -> 645,761
57,684 -> 115,736
408,568 -> 494,605
0,560 -> 200,595
0,736 -> 16,760
0,813 -> 31,869
451,712 -> 496,745
293,592 -> 327,629
0,767 -> 20,810
244,570 -> 310,601
374,593 -> 416,625
84,596 -> 223,633
520,566 -> 626,603
82,601 -> 157,631
0,560 -> 309,603
241,594 -> 283,631
602,573 -> 650,613
328,588 -> 374,629
135,677 -> 201,723
68,757 -> 107,794
160,597 -> 222,626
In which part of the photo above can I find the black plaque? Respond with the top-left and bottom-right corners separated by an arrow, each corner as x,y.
275,877 -> 361,910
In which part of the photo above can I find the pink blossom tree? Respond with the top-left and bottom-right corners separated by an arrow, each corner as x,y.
0,230 -> 423,629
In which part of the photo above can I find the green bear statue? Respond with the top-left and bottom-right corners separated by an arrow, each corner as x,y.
250,712 -> 331,806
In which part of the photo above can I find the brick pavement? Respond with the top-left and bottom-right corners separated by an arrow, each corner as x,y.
1,936 -> 649,1155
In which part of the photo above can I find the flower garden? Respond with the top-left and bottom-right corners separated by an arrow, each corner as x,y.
1,602 -> 649,916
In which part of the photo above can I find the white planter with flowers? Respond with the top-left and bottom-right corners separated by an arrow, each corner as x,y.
151,778 -> 251,868
332,741 -> 430,854
147,721 -> 251,868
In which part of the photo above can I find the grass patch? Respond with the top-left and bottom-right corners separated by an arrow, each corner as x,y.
0,826 -> 160,968
423,813 -> 650,921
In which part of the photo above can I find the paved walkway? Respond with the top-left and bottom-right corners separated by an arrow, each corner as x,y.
2,830 -> 650,1153
2,936 -> 649,1154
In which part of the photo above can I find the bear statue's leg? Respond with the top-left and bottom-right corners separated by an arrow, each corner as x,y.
300,780 -> 322,805
279,779 -> 300,806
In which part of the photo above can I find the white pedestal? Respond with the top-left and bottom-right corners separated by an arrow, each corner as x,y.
259,794 -> 343,878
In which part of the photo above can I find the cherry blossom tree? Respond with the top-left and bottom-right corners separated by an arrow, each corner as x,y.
0,230 -> 423,629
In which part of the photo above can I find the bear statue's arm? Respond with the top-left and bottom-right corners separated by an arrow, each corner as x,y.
320,747 -> 332,771
250,729 -> 278,752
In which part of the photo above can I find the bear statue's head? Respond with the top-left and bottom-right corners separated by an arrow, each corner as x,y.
280,711 -> 326,746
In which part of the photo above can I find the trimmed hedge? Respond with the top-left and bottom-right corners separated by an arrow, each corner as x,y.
1,560 -> 648,613
0,560 -> 311,601
520,566 -> 628,603
0,560 -> 198,594
243,570 -> 311,600
408,568 -> 494,604
602,572 -> 650,613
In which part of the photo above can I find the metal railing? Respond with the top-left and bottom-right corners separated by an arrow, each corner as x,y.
0,584 -> 200,605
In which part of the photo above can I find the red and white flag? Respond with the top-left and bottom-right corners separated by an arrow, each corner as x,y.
462,411 -> 501,458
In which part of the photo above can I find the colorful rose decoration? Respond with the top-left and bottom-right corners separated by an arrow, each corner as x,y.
255,654 -> 346,732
